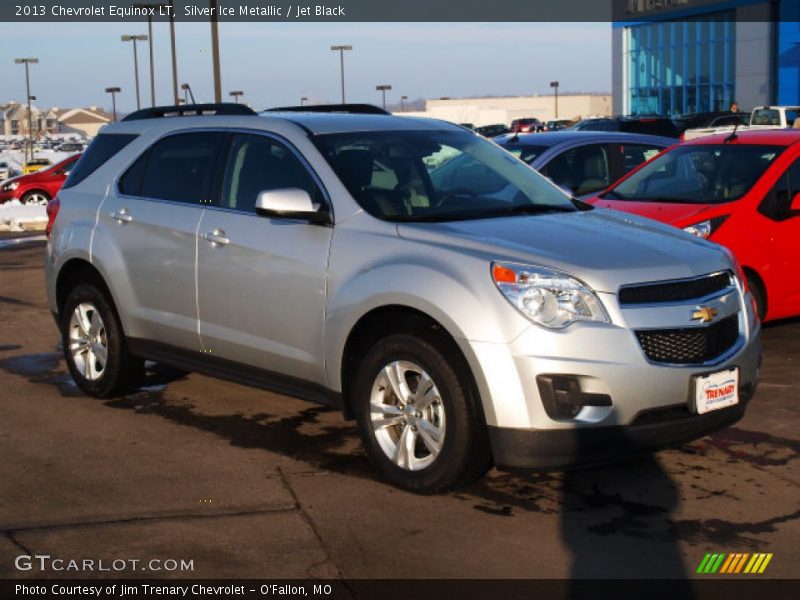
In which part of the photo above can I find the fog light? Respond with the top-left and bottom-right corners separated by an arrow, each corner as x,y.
537,375 -> 612,420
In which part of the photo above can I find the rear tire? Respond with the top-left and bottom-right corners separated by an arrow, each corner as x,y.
746,273 -> 766,322
353,333 -> 492,494
61,284 -> 143,398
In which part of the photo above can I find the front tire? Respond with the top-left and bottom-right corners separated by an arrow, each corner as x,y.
61,284 -> 142,398
21,190 -> 50,206
353,334 -> 491,493
746,273 -> 767,322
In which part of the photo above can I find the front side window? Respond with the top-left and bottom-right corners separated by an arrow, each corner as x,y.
610,144 -> 782,204
540,144 -> 611,196
759,158 -> 800,221
220,134 -> 320,212
119,132 -> 227,204
313,129 -> 579,222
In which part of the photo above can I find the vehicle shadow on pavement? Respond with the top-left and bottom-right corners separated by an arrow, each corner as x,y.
1,346 -> 797,581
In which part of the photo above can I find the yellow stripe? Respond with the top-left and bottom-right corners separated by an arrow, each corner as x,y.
757,554 -> 773,574
749,554 -> 766,574
720,554 -> 736,574
734,553 -> 749,573
743,554 -> 759,574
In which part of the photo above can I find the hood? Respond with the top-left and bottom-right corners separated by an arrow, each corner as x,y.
396,208 -> 729,294
590,198 -> 721,226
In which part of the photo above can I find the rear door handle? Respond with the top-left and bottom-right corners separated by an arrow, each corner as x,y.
111,209 -> 133,223
202,229 -> 230,246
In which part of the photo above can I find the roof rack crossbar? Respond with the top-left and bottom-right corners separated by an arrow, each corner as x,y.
121,103 -> 257,122
264,103 -> 390,115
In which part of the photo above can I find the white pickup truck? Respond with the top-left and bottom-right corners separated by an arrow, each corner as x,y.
682,106 -> 800,140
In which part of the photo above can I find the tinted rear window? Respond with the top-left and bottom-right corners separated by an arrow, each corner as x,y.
62,134 -> 138,189
120,132 -> 227,204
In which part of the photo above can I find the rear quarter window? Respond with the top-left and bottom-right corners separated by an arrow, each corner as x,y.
62,134 -> 138,189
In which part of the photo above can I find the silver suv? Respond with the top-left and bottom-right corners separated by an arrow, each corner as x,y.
45,103 -> 761,493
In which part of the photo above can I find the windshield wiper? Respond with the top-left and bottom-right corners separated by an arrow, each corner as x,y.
486,204 -> 577,218
601,189 -> 626,200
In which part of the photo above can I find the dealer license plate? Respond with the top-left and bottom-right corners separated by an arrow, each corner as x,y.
694,368 -> 739,415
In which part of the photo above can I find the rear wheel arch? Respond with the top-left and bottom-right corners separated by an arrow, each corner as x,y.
56,259 -> 116,317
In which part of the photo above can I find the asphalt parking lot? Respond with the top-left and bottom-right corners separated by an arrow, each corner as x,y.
0,238 -> 797,581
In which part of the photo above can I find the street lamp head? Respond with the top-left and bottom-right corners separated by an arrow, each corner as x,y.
229,90 -> 243,96
376,85 -> 392,91
122,34 -> 148,42
105,87 -> 121,93
14,58 -> 39,64
181,83 -> 190,90
331,45 -> 353,51
550,81 -> 560,88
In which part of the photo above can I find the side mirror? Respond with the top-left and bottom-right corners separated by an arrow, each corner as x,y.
791,191 -> 800,212
255,188 -> 330,225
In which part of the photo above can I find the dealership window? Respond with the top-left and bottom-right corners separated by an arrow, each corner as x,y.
626,12 -> 736,117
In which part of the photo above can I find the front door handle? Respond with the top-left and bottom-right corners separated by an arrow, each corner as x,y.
111,209 -> 133,223
202,229 -> 230,246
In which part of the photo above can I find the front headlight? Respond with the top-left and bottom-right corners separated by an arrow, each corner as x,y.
683,216 -> 729,239
2,181 -> 19,192
491,262 -> 610,329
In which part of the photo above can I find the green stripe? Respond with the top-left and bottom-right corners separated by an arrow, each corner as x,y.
703,554 -> 719,573
697,554 -> 713,574
710,553 -> 726,574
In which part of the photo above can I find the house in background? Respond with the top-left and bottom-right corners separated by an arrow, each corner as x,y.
51,106 -> 111,138
1,102 -> 111,139
0,102 -> 45,137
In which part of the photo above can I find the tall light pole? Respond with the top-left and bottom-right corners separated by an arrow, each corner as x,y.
14,58 -> 38,163
210,0 -> 222,102
121,35 -> 147,110
376,84 -> 392,110
229,90 -> 243,104
550,80 -> 560,119
133,3 -> 164,107
330,45 -> 352,104
167,0 -> 179,104
181,83 -> 195,104
105,87 -> 121,122
401,95 -> 408,112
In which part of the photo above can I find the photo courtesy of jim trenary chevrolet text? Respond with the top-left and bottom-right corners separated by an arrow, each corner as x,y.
0,0 -> 798,599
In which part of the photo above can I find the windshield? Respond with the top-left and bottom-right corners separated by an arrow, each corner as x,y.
313,129 -> 579,222
609,144 -> 782,204
499,144 -> 549,165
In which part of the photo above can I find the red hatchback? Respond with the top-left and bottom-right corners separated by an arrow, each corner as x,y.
588,130 -> 800,322
0,153 -> 81,206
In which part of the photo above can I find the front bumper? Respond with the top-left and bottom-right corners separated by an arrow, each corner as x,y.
489,387 -> 752,470
464,283 -> 762,469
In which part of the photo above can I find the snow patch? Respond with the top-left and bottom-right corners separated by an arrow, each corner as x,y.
0,199 -> 48,232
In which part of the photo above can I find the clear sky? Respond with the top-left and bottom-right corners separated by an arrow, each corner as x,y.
0,22 -> 611,113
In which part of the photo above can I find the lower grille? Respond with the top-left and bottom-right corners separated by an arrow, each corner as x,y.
635,314 -> 740,365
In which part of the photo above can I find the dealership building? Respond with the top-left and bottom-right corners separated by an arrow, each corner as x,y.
613,0 -> 800,116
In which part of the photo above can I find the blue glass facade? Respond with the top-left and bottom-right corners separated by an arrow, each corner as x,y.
626,13 -> 737,116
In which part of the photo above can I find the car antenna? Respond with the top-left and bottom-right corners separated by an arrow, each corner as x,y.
724,122 -> 740,144
509,129 -> 519,142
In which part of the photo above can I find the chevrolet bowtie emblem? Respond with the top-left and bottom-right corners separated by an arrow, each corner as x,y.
692,306 -> 719,323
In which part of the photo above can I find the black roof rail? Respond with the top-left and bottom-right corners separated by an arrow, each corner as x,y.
264,103 -> 390,115
121,103 -> 257,122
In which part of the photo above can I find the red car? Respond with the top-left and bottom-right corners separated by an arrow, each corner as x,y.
0,154 -> 81,206
588,130 -> 800,322
510,118 -> 543,133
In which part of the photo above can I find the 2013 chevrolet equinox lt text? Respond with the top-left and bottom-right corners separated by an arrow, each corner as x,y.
44,103 -> 761,494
